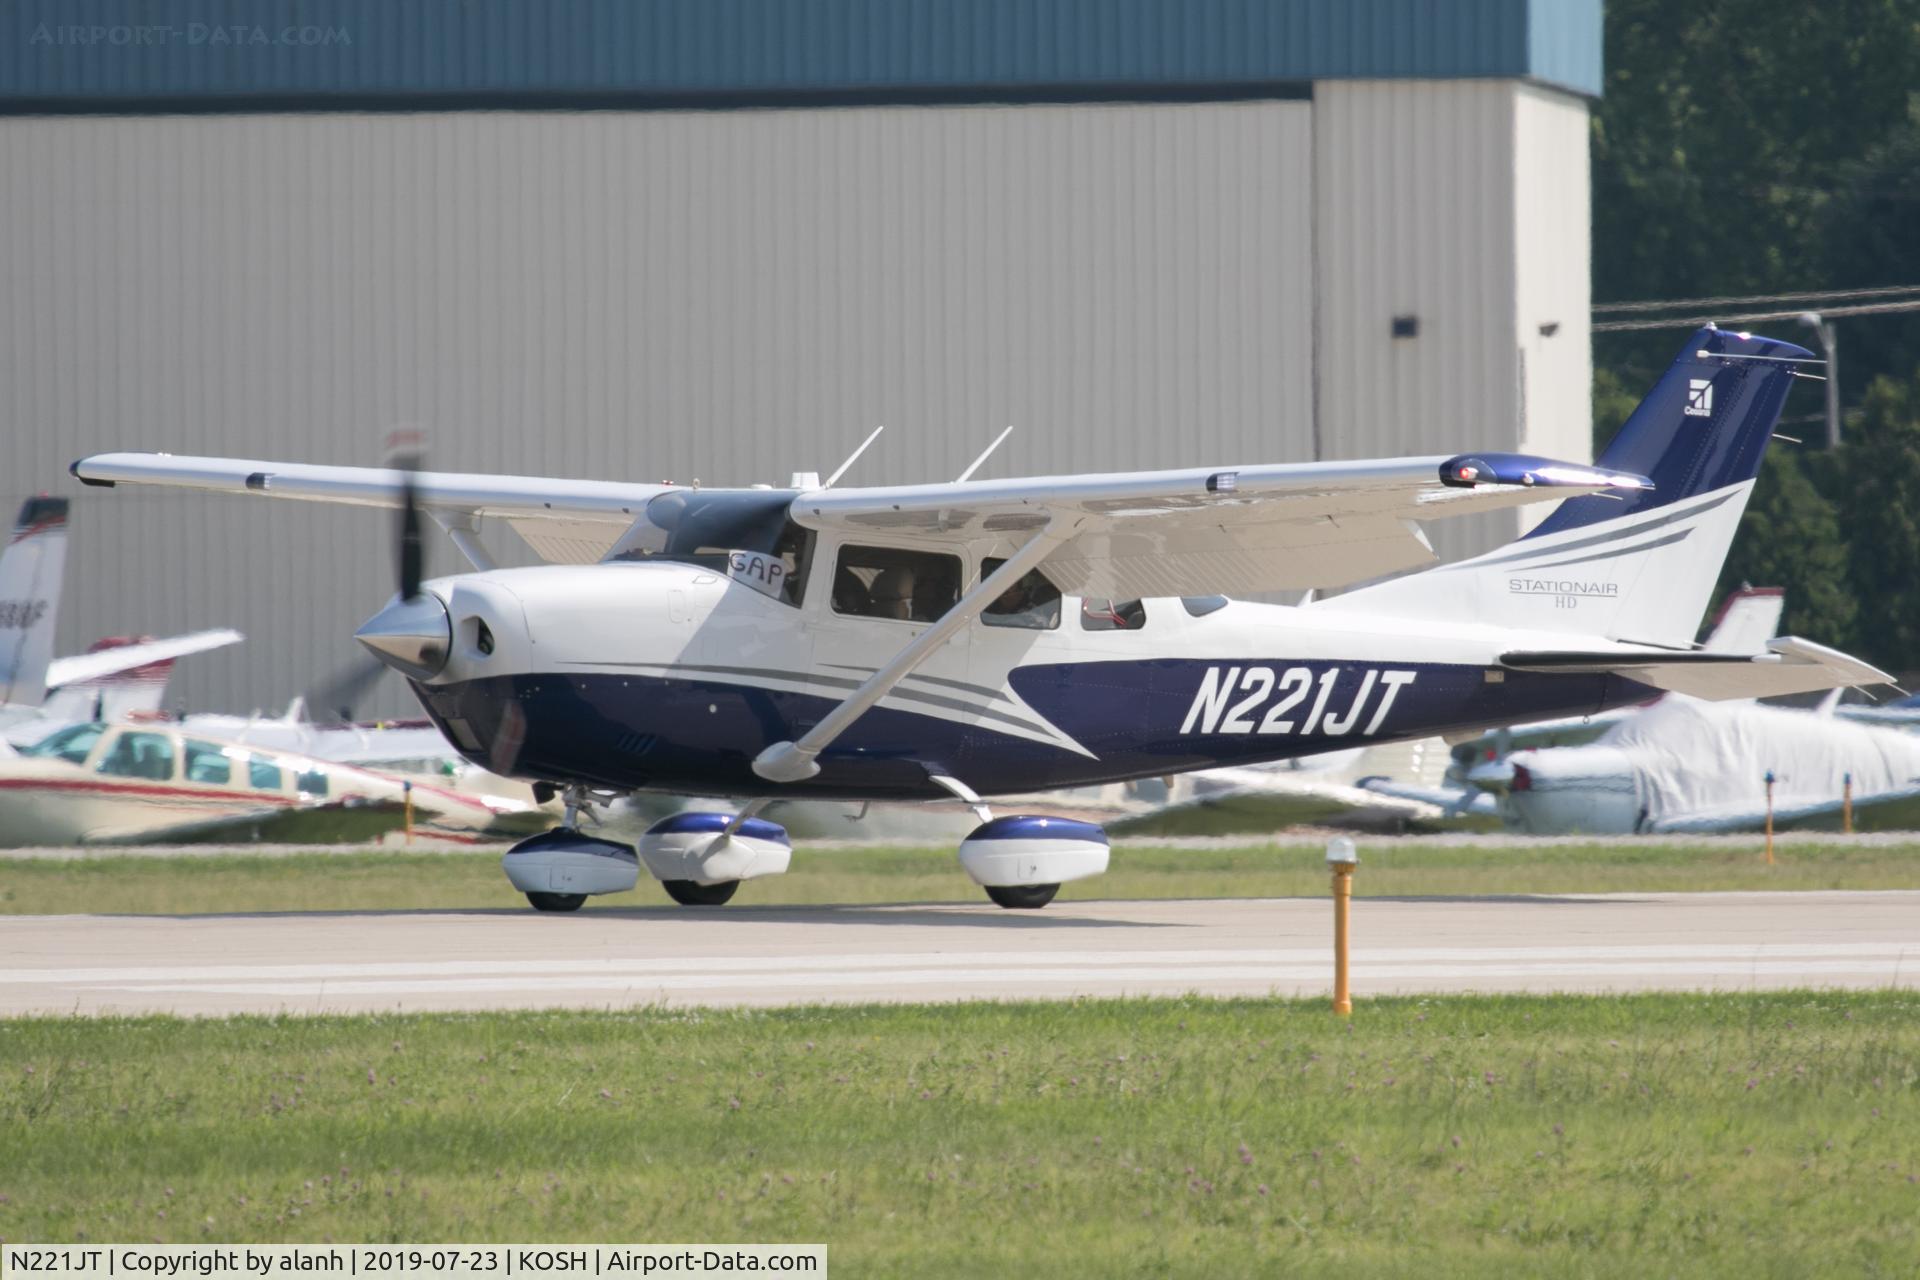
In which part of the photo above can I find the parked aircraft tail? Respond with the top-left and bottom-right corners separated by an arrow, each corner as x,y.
1338,326 -> 1813,650
0,496 -> 69,707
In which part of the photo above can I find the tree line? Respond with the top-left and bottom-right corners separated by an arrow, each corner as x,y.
1591,0 -> 1920,669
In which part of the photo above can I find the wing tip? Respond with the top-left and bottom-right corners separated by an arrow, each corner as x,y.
70,457 -> 115,488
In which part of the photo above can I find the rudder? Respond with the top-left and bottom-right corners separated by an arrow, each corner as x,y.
0,496 -> 69,707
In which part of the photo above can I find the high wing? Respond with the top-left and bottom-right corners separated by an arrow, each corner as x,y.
793,453 -> 1653,596
74,453 -> 670,565
45,628 -> 244,690
73,449 -> 1651,590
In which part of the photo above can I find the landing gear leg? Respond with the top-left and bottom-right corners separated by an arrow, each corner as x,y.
561,784 -> 603,833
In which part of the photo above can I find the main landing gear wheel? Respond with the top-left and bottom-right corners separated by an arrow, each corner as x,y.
525,891 -> 587,913
985,883 -> 1060,910
662,879 -> 741,907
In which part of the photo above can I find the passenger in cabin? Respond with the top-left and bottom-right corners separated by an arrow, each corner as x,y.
871,566 -> 916,620
832,565 -> 870,614
984,567 -> 1062,630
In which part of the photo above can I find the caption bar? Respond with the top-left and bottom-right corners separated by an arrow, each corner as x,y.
4,1248 -> 824,1279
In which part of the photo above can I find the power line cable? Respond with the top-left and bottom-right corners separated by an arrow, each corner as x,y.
1593,283 -> 1920,315
1592,297 -> 1920,333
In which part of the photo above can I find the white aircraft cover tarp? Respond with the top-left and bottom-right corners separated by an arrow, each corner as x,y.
1600,695 -> 1920,825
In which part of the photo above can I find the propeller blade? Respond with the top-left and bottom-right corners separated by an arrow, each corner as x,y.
398,468 -> 423,600
302,656 -> 390,725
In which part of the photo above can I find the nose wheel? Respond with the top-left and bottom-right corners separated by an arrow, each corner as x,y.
526,891 -> 588,912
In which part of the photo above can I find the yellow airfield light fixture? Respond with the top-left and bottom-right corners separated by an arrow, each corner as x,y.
1326,835 -> 1358,1017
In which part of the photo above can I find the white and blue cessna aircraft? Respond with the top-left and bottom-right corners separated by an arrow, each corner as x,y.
73,326 -> 1889,910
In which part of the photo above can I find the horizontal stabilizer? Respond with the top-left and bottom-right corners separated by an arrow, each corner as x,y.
44,628 -> 244,690
1500,637 -> 1891,701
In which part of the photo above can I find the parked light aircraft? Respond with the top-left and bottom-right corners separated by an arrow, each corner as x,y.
74,327 -> 1891,908
0,718 -> 546,846
0,495 -> 241,739
1468,695 -> 1920,834
177,701 -> 554,815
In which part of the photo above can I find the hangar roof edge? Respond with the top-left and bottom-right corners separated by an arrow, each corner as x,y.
1,0 -> 1602,113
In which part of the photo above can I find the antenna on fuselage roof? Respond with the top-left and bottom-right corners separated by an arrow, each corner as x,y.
954,425 -> 1015,483
816,425 -> 886,490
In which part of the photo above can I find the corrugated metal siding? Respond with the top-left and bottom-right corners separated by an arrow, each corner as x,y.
1311,78 -> 1521,566
3,0 -> 1602,105
1,100 -> 1316,715
1511,82 -> 1593,512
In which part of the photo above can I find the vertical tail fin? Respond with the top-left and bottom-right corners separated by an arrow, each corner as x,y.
1338,327 -> 1814,648
0,496 -> 69,707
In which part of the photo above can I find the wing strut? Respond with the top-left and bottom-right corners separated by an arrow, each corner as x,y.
752,518 -> 1074,784
431,511 -> 497,572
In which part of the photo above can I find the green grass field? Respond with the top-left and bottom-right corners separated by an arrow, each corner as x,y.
1,838 -> 1916,915
2,992 -> 1916,1276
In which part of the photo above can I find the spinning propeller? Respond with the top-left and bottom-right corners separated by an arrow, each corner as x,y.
352,442 -> 451,680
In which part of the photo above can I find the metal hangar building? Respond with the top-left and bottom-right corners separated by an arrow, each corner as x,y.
1,0 -> 1602,714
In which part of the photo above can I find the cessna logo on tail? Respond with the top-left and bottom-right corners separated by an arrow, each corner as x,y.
1180,665 -> 1417,738
1684,378 -> 1714,418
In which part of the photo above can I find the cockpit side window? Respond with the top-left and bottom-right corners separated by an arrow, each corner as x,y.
95,731 -> 177,781
832,545 -> 962,623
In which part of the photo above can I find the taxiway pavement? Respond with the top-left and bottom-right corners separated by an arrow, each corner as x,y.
3,891 -> 1916,1016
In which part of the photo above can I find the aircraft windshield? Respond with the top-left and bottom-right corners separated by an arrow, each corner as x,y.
16,722 -> 104,764
607,490 -> 814,606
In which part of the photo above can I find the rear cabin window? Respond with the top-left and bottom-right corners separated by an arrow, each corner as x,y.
1080,598 -> 1149,632
294,767 -> 330,797
94,731 -> 177,781
248,756 -> 284,790
981,559 -> 1061,631
832,545 -> 963,623
183,740 -> 233,785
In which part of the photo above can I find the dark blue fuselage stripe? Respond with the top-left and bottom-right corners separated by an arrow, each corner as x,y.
413,660 -> 1654,801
